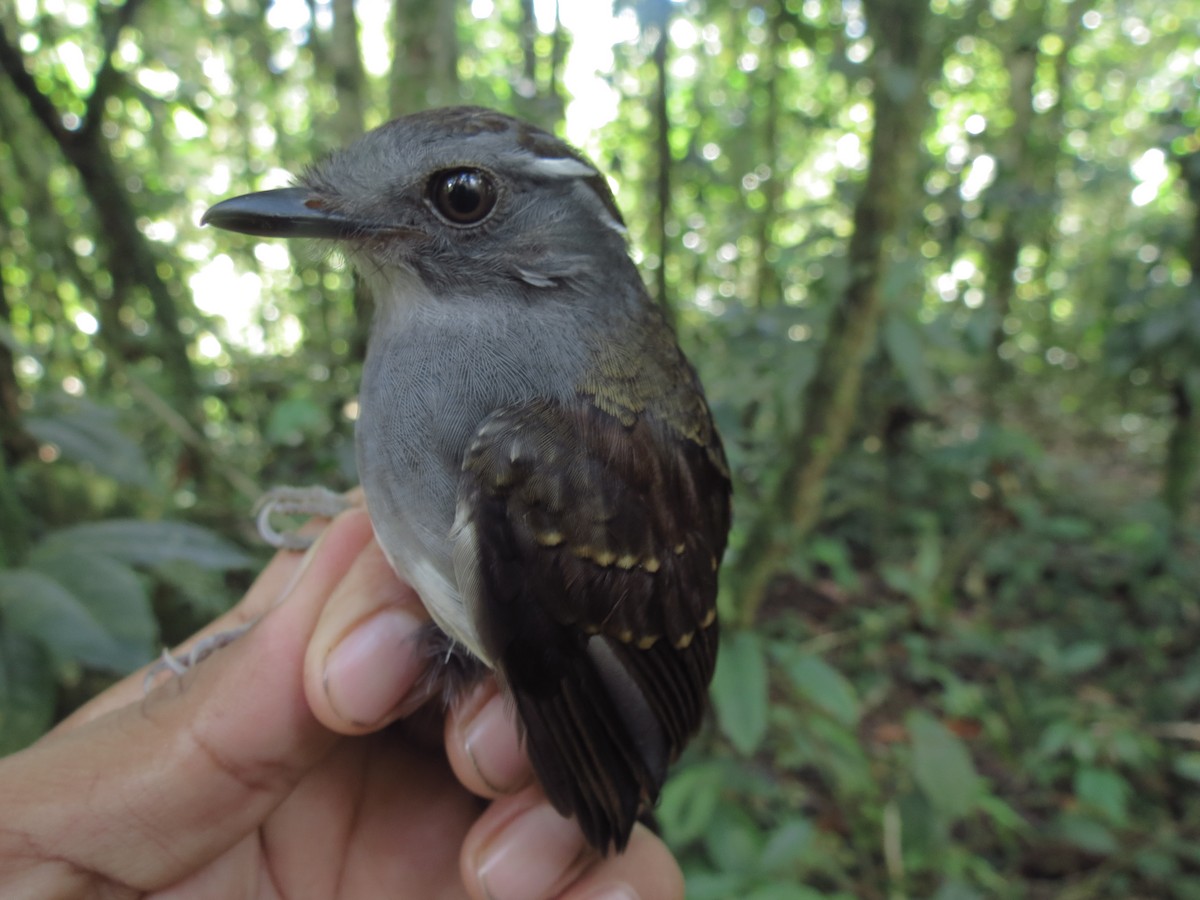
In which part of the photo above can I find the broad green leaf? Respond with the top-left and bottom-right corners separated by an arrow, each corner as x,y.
41,520 -> 254,571
1135,848 -> 1179,880
908,710 -> 981,820
28,547 -> 158,663
933,880 -> 985,900
781,653 -> 860,725
685,872 -> 750,900
745,885 -> 829,900
977,794 -> 1028,835
154,560 -> 240,617
712,629 -> 769,756
658,761 -> 725,846
1173,753 -> 1200,784
759,817 -> 815,874
0,569 -> 131,672
25,395 -> 155,489
266,395 -> 327,446
0,630 -> 56,754
1054,812 -> 1118,856
1074,766 -> 1129,825
703,804 -> 765,874
1055,642 -> 1106,675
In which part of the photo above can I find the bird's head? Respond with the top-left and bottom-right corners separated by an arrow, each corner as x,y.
203,106 -> 632,300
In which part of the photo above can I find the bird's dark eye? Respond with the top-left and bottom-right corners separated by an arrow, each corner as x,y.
428,168 -> 498,225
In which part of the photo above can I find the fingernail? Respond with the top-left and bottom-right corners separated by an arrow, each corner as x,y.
323,608 -> 424,727
478,803 -> 590,900
465,693 -> 529,793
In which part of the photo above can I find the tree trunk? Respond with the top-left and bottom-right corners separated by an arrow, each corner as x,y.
649,0 -> 671,308
981,1 -> 1081,414
389,0 -> 460,116
513,0 -> 566,127
1164,151 -> 1200,525
732,0 -> 936,625
330,0 -> 367,137
981,38 -> 1036,407
751,2 -> 784,308
324,0 -> 371,365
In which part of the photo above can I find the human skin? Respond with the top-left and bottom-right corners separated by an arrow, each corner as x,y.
0,508 -> 684,900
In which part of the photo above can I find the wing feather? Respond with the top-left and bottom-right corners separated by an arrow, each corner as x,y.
455,397 -> 730,850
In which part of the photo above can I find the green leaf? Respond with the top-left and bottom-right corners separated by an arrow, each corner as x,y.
908,710 -> 981,820
712,629 -> 769,756
659,761 -> 724,846
759,817 -> 815,874
781,652 -> 860,725
0,569 -> 131,672
41,520 -> 254,571
1074,766 -> 1129,825
1173,753 -> 1200,784
1135,848 -> 1179,880
703,804 -> 765,874
977,793 -> 1028,835
686,872 -> 751,900
1055,641 -> 1106,675
745,885 -> 830,900
154,560 -> 239,617
1054,812 -> 1118,856
25,395 -> 155,489
29,547 -> 158,663
0,629 -> 56,754
266,395 -> 327,446
933,880 -> 985,900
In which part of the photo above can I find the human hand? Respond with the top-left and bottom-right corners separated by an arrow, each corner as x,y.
0,508 -> 684,899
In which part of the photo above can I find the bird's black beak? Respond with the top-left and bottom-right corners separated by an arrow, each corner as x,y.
202,187 -> 366,239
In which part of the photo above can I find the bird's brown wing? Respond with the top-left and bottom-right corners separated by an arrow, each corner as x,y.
453,396 -> 730,851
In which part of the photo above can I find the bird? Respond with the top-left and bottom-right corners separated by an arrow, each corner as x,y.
202,106 -> 732,853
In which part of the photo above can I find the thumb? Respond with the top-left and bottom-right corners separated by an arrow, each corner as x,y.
0,510 -> 375,895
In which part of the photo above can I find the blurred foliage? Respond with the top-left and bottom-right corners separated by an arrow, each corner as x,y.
2,0 -> 1199,895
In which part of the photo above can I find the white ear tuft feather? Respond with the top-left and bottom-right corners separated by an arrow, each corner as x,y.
526,156 -> 598,179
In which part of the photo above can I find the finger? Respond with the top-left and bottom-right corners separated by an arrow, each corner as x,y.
558,826 -> 685,900
460,785 -> 596,900
445,679 -> 532,798
0,510 -> 374,895
461,788 -> 684,900
60,516 -> 335,729
304,536 -> 433,733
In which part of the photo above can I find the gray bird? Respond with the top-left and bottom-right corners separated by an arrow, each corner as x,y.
203,106 -> 731,852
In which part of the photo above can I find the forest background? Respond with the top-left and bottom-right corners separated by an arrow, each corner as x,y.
2,0 -> 1198,896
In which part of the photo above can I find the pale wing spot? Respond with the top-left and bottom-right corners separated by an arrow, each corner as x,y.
535,530 -> 565,547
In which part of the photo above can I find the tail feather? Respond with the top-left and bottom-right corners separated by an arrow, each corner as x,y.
507,635 -> 666,852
